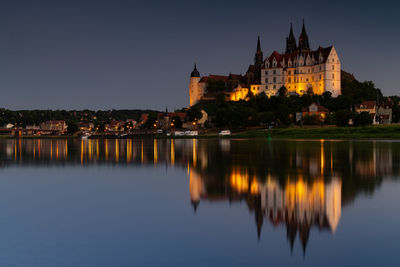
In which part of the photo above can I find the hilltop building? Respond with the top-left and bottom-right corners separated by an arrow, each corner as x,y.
189,21 -> 341,106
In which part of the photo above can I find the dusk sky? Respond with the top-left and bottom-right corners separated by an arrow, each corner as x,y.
0,0 -> 398,111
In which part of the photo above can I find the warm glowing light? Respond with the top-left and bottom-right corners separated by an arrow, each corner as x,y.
170,139 -> 175,166
192,139 -> 197,167
153,139 -> 158,164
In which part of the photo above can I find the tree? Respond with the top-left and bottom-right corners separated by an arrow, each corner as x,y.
354,111 -> 373,126
67,121 -> 79,134
278,86 -> 288,98
306,86 -> 314,96
187,107 -> 203,122
335,109 -> 354,127
171,116 -> 183,128
393,104 -> 400,123
275,104 -> 292,126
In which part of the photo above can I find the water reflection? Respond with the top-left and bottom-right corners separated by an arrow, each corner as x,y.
0,138 -> 399,254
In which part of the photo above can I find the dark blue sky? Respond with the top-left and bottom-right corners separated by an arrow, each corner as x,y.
0,0 -> 398,110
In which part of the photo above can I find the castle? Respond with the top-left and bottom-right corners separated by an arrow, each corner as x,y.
189,21 -> 341,106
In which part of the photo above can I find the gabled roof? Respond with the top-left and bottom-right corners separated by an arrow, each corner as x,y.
262,46 -> 333,69
302,103 -> 329,113
355,101 -> 376,109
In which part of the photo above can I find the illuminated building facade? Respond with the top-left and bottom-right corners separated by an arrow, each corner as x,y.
189,21 -> 341,106
262,22 -> 341,97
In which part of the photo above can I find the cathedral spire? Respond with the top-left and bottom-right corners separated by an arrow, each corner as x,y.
254,36 -> 263,66
298,19 -> 310,51
285,23 -> 297,54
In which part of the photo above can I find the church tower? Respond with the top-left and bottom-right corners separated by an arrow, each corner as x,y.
189,64 -> 202,106
285,23 -> 297,54
254,36 -> 263,66
298,20 -> 310,51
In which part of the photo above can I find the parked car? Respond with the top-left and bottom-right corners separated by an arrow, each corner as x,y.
219,130 -> 231,136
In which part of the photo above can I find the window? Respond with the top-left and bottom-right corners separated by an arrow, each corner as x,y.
288,70 -> 291,75
306,78 -> 309,82
319,66 -> 321,71
273,85 -> 276,89
319,74 -> 322,80
265,70 -> 268,75
332,74 -> 335,79
288,77 -> 291,83
273,77 -> 276,83
273,70 -> 276,75
265,78 -> 268,83
332,65 -> 335,71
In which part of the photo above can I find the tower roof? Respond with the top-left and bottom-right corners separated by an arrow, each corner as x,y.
190,64 -> 200,78
298,19 -> 310,51
285,23 -> 297,53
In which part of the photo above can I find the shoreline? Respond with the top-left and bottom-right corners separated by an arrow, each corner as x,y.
2,125 -> 400,140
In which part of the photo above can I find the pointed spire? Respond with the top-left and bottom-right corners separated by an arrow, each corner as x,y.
285,23 -> 297,54
190,63 -> 200,78
254,36 -> 263,66
298,19 -> 310,51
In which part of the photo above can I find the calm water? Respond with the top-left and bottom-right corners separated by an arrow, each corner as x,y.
0,138 -> 399,266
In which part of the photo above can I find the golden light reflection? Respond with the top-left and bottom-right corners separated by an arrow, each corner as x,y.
192,139 -> 197,167
141,140 -> 144,164
170,139 -> 175,166
320,139 -> 325,175
153,139 -> 158,164
105,139 -> 109,160
127,139 -> 132,163
230,169 -> 249,193
115,139 -> 119,162
80,139 -> 84,164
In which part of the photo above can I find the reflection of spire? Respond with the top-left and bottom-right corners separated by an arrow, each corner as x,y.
299,223 -> 310,256
255,208 -> 263,241
191,200 -> 199,213
287,218 -> 297,254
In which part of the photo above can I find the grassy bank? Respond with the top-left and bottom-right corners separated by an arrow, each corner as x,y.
3,125 -> 400,140
232,125 -> 400,139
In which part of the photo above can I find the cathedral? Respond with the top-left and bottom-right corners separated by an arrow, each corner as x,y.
189,21 -> 341,106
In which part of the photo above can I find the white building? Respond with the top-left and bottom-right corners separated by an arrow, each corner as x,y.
262,23 -> 341,97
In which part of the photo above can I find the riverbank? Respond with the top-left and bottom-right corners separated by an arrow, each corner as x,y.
2,125 -> 400,139
231,125 -> 400,139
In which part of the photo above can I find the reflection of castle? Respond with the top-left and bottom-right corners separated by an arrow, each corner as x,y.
190,166 -> 341,253
258,177 -> 341,252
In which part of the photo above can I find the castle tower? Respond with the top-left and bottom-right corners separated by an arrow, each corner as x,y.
189,64 -> 202,106
285,23 -> 297,53
298,20 -> 310,51
254,36 -> 263,66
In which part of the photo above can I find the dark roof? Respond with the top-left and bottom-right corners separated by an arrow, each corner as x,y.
355,101 -> 376,109
190,64 -> 200,78
199,74 -> 242,83
302,103 -> 329,113
262,46 -> 333,69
